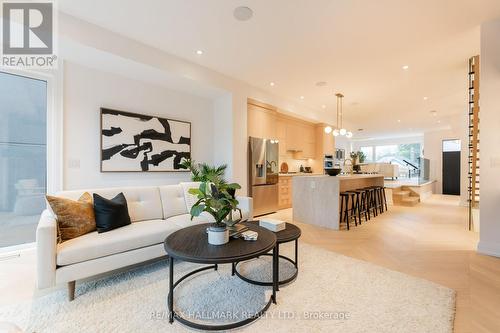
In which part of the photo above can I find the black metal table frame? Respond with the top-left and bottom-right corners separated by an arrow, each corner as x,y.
167,247 -> 279,331
233,238 -> 299,290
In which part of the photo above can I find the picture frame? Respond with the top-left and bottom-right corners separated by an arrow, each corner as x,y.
100,108 -> 191,172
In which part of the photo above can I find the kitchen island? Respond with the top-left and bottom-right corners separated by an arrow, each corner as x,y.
292,174 -> 384,230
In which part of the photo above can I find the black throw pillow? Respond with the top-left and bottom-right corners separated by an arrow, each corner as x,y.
93,192 -> 131,233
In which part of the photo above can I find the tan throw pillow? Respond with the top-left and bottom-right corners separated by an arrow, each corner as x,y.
46,192 -> 96,243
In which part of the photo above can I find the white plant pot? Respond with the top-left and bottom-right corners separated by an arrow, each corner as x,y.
207,226 -> 229,245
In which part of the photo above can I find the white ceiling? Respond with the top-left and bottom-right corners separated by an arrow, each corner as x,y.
58,0 -> 500,138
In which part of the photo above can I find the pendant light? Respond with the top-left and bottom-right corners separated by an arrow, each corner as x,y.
334,93 -> 352,138
324,93 -> 352,138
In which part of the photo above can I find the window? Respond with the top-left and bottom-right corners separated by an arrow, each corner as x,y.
374,143 -> 421,165
360,146 -> 373,162
443,139 -> 461,152
375,145 -> 398,162
397,143 -> 422,164
0,71 -> 47,248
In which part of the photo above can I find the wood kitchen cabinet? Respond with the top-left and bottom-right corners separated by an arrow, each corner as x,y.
278,176 -> 293,209
247,98 -> 319,161
285,122 -> 301,151
277,119 -> 288,157
247,103 -> 277,139
302,142 -> 316,159
276,119 -> 287,140
290,125 -> 316,159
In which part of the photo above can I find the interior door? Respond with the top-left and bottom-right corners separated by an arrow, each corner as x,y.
442,140 -> 461,195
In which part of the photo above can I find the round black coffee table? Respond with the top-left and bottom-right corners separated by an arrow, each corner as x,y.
233,222 -> 301,289
163,222 -> 278,331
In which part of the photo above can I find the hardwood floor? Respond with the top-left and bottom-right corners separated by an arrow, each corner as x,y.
0,195 -> 499,332
265,195 -> 500,333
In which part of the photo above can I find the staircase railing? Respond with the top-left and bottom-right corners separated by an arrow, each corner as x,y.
468,55 -> 480,231
402,159 -> 420,178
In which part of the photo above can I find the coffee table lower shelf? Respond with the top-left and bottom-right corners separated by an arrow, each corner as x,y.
167,256 -> 277,331
233,238 -> 299,289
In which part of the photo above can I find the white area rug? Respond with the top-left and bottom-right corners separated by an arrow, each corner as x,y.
0,243 -> 455,332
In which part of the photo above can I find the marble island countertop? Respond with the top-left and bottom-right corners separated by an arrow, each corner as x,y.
278,172 -> 324,176
293,173 -> 384,180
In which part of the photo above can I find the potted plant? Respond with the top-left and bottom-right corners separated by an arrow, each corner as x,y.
180,159 -> 242,245
357,151 -> 366,164
350,151 -> 360,172
350,151 -> 366,173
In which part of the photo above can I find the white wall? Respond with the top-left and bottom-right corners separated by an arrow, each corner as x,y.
423,114 -> 468,206
63,61 -> 215,190
478,19 -> 500,257
335,136 -> 352,159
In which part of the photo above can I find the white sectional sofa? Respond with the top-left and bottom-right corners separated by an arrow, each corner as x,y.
36,184 -> 253,300
359,163 -> 399,179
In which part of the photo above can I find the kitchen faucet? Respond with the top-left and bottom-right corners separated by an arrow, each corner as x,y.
344,158 -> 353,175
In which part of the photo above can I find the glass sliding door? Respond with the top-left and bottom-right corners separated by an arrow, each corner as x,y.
0,71 -> 47,248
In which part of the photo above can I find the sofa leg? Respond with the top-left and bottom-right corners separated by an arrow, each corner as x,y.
68,281 -> 76,301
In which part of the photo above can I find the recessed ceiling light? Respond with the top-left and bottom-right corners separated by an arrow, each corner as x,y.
397,119 -> 401,123
196,50 -> 203,55
234,6 -> 253,21
321,105 -> 326,109
402,65 -> 409,70
300,96 -> 305,100
316,81 -> 327,87
269,82 -> 275,86
437,120 -> 441,123
423,96 -> 428,100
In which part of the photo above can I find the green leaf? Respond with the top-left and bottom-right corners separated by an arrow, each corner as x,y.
200,181 -> 209,195
190,204 -> 205,217
188,188 -> 202,196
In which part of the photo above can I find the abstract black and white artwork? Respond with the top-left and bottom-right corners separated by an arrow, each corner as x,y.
100,108 -> 191,172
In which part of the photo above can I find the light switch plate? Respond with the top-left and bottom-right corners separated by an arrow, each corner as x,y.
310,181 -> 316,189
68,159 -> 80,169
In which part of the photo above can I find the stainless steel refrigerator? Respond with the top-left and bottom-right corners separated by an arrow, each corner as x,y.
249,137 -> 279,216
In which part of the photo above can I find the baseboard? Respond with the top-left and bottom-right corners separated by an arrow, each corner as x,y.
477,241 -> 500,258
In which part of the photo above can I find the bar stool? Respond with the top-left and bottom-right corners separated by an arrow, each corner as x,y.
381,186 -> 388,212
363,187 -> 378,218
371,186 -> 387,214
371,186 -> 383,214
340,191 -> 358,230
352,189 -> 369,223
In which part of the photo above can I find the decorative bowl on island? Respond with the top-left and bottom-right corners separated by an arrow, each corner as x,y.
325,168 -> 342,176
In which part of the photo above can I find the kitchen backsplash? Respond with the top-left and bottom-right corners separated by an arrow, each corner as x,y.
279,157 -> 315,173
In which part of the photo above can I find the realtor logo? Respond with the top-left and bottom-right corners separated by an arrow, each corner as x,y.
2,0 -> 57,68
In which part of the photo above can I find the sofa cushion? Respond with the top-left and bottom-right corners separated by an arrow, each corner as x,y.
56,187 -> 163,222
233,208 -> 251,222
159,185 -> 188,219
46,192 -> 96,243
56,219 -> 178,266
93,193 -> 131,233
165,213 -> 212,229
166,211 -> 247,228
180,182 -> 202,212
